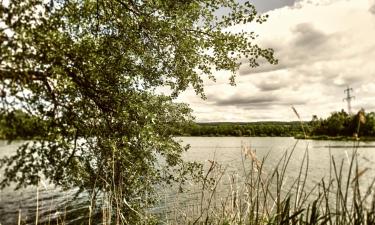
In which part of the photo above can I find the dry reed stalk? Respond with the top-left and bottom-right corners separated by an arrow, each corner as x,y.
18,209 -> 21,225
36,183 -> 39,225
291,105 -> 307,138
47,195 -> 54,225
351,168 -> 369,184
88,205 -> 92,225
102,203 -> 107,225
243,146 -> 261,171
356,108 -> 366,139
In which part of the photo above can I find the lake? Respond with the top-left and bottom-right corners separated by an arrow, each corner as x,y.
1,137 -> 375,224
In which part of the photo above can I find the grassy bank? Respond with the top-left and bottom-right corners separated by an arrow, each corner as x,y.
9,144 -> 375,225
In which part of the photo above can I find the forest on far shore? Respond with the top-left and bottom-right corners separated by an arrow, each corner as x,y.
177,121 -> 303,137
176,109 -> 375,138
1,109 -> 374,139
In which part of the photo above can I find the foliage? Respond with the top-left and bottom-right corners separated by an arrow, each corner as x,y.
0,0 -> 276,222
177,122 -> 303,137
0,110 -> 46,140
309,109 -> 375,138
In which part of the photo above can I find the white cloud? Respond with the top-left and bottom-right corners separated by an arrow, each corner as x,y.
178,0 -> 375,122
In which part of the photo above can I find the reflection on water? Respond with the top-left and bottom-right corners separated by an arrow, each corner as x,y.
1,137 -> 375,224
0,141 -> 91,224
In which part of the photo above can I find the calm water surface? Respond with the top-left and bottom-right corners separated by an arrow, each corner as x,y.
1,137 -> 375,224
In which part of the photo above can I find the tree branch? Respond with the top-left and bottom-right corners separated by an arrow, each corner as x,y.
0,69 -> 45,81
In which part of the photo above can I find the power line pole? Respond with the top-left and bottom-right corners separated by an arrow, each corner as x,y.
343,86 -> 355,114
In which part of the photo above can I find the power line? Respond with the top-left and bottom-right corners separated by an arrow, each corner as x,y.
343,86 -> 355,114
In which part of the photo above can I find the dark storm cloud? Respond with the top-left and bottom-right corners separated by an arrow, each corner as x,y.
242,102 -> 304,110
257,80 -> 285,91
212,95 -> 280,106
241,99 -> 305,110
208,93 -> 306,108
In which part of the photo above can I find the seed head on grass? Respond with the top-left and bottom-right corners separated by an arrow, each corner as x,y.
291,105 -> 307,138
243,146 -> 261,170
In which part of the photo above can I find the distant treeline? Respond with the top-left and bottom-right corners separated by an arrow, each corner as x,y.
176,121 -> 304,137
308,109 -> 375,137
0,110 -> 46,140
0,110 -> 304,139
2,109 -> 375,139
177,109 -> 375,138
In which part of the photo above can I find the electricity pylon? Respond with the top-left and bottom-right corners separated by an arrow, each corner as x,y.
343,86 -> 355,115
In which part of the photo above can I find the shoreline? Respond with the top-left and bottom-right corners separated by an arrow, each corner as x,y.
294,135 -> 375,142
2,135 -> 375,142
177,135 -> 375,142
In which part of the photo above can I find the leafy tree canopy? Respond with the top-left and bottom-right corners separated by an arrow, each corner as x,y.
0,0 -> 276,221
309,109 -> 375,138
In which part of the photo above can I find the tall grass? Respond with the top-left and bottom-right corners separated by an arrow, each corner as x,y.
11,142 -> 375,225
164,142 -> 375,225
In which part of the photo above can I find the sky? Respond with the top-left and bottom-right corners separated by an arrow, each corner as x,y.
176,0 -> 375,122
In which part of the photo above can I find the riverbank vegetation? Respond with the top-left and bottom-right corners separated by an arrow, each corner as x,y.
0,0 -> 277,223
13,145 -> 375,225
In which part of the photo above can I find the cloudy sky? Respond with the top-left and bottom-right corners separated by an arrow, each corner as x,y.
177,0 -> 375,122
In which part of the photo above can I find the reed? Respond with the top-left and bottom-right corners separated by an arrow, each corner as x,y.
12,142 -> 375,225
164,142 -> 375,225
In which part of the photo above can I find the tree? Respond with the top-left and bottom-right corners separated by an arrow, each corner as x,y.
0,110 -> 46,140
363,112 -> 375,136
0,0 -> 276,222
